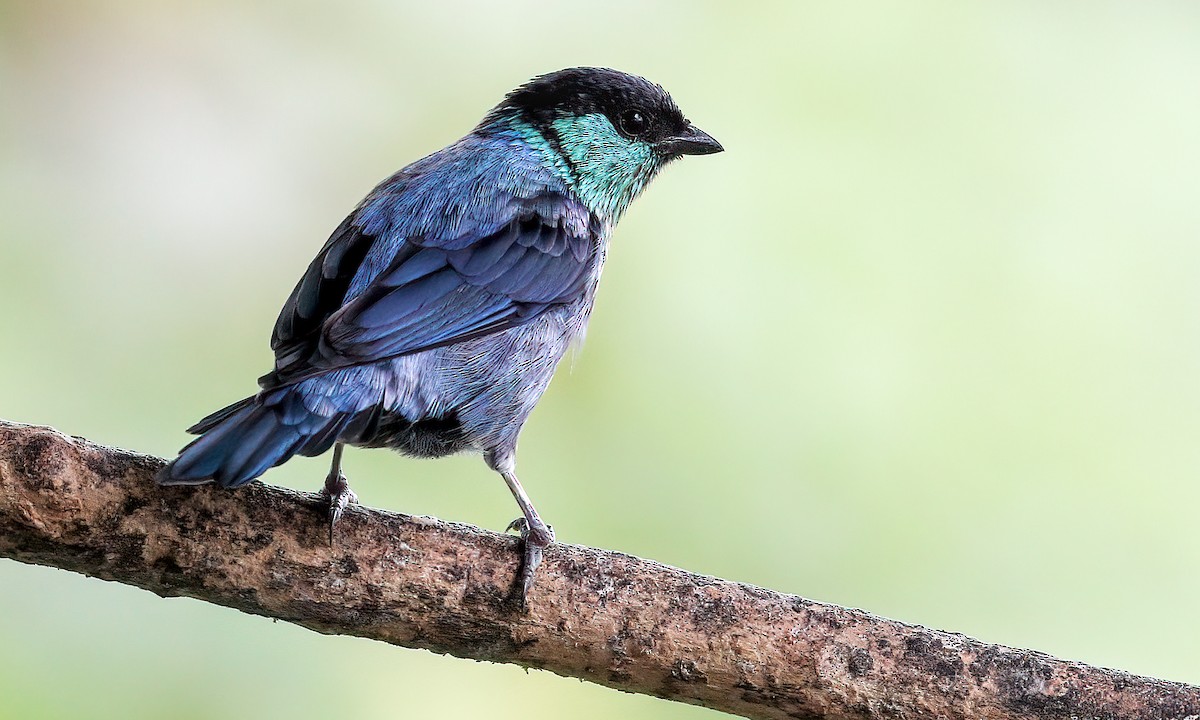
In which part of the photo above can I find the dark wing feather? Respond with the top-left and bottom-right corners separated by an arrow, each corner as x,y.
317,207 -> 595,365
267,216 -> 379,377
264,193 -> 598,388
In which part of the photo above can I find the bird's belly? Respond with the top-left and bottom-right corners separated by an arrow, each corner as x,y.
354,410 -> 472,458
353,298 -> 592,456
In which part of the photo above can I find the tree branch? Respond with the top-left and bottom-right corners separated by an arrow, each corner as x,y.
0,419 -> 1195,720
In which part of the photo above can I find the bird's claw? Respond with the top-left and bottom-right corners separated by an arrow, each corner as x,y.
321,472 -> 358,545
506,517 -> 554,606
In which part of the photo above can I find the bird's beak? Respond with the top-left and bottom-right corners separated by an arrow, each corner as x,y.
657,123 -> 724,156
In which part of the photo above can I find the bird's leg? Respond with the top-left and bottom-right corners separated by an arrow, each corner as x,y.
320,443 -> 358,545
488,451 -> 553,604
502,470 -> 555,604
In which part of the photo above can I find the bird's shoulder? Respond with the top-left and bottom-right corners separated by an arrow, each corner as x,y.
349,130 -> 586,275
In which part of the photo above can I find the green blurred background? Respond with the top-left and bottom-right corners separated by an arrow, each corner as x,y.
3,1 -> 1200,718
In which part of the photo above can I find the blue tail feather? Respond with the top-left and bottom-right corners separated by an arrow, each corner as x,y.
186,396 -> 256,435
158,391 -> 343,489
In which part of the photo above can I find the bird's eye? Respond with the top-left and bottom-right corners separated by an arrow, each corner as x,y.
618,109 -> 648,138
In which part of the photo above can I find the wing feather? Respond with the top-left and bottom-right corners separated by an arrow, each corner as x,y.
262,138 -> 599,389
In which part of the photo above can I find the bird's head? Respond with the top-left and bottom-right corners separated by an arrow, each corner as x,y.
481,67 -> 722,222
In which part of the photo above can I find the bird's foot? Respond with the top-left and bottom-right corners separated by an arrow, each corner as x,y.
320,471 -> 358,545
506,517 -> 554,606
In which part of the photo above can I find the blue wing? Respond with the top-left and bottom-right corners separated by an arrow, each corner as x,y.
263,135 -> 599,389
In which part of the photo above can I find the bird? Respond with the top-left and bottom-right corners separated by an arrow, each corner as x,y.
157,67 -> 722,601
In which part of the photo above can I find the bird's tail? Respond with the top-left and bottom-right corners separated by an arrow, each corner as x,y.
157,390 -> 346,489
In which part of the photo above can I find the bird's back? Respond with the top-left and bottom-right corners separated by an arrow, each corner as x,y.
264,128 -> 602,392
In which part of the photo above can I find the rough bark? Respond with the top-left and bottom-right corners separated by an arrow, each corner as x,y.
0,418 -> 1195,720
